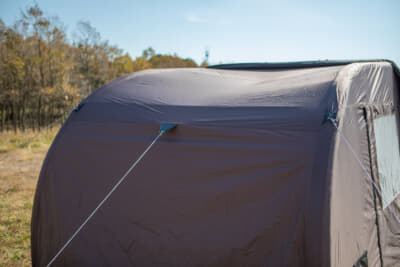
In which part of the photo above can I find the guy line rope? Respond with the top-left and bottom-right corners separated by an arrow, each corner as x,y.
46,125 -> 174,267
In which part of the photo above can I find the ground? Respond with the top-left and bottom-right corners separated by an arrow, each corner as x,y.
0,128 -> 59,267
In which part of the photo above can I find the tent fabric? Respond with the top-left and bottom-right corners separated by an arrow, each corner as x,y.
31,61 -> 400,266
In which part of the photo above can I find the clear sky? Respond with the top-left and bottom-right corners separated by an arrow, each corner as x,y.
1,0 -> 399,66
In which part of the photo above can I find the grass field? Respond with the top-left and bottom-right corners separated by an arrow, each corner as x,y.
0,127 -> 59,267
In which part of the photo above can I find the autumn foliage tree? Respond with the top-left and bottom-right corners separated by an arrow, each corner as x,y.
0,4 -> 199,132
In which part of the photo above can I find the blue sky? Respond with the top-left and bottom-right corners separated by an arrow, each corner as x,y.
1,0 -> 399,66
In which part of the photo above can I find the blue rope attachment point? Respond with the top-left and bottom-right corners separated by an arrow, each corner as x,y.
160,123 -> 177,133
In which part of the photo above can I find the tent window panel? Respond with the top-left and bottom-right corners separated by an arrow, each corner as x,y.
373,114 -> 400,209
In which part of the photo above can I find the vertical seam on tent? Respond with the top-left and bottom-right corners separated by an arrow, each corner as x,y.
363,107 -> 384,267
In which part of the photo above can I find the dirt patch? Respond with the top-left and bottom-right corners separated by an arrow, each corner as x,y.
0,129 -> 57,266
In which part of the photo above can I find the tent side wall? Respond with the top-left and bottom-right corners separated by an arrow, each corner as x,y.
329,62 -> 400,267
32,116 -> 326,266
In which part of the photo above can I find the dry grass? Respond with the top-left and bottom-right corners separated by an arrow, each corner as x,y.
0,127 -> 60,267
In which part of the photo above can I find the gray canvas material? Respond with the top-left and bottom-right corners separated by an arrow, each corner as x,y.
31,61 -> 400,266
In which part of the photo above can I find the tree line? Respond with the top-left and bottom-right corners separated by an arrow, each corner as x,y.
0,4 -> 205,132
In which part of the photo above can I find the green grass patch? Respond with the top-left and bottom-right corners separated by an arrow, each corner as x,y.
0,128 -> 56,266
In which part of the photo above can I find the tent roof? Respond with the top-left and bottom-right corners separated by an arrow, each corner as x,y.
80,65 -> 342,124
77,60 -> 398,124
87,65 -> 341,107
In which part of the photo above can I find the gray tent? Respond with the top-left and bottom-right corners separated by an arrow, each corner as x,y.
32,60 -> 400,266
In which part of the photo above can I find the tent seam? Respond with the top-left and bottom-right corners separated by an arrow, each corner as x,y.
363,107 -> 384,267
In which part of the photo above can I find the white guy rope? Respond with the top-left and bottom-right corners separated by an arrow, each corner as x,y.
46,130 -> 165,267
329,118 -> 400,225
